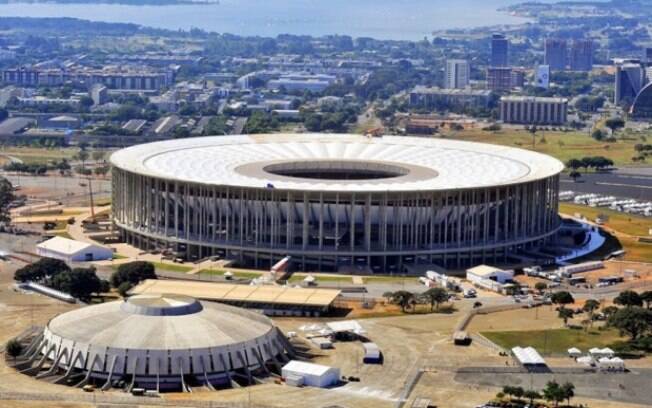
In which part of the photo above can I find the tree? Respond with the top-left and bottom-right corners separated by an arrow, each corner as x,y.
512,386 -> 524,401
76,150 -> 89,169
605,117 -> 625,135
583,299 -> 600,327
551,291 -> 574,307
420,287 -> 448,311
561,381 -> 575,406
569,170 -> 582,182
641,291 -> 652,309
0,177 -> 15,225
118,281 -> 133,298
601,305 -> 619,319
608,306 -> 652,341
558,307 -> 574,326
534,281 -> 547,294
14,257 -> 70,282
389,290 -> 416,313
110,261 -> 156,288
50,267 -> 103,301
543,380 -> 566,407
615,290 -> 643,307
565,158 -> 583,170
5,338 -> 23,361
523,390 -> 541,406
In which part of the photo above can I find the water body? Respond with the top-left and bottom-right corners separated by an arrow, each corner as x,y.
0,0 -> 534,40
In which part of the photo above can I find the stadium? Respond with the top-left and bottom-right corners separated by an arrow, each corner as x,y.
110,134 -> 564,272
21,294 -> 293,391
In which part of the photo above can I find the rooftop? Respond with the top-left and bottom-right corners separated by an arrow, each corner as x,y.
131,279 -> 341,308
110,134 -> 564,193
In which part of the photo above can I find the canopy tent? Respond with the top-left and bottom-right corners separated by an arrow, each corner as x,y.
512,346 -> 546,366
576,356 -> 594,367
567,347 -> 582,358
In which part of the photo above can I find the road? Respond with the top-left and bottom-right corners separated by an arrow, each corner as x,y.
561,167 -> 652,201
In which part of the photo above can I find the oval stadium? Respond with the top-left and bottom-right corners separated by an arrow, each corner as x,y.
110,134 -> 564,272
24,294 -> 293,391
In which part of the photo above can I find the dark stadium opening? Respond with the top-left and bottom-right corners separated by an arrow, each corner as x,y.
263,160 -> 409,181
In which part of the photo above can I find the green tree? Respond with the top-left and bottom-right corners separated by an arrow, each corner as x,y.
583,299 -> 600,327
601,305 -> 619,319
0,177 -> 15,225
641,291 -> 652,309
615,290 -> 643,307
5,338 -> 23,361
543,380 -> 566,407
118,281 -> 133,298
534,281 -> 547,294
551,291 -> 574,307
420,287 -> 448,311
50,267 -> 102,301
569,170 -> 582,182
605,117 -> 625,135
565,158 -> 583,170
523,390 -> 541,406
389,290 -> 416,313
561,381 -> 575,406
558,307 -> 574,326
110,261 -> 156,288
76,149 -> 89,169
608,306 -> 652,341
14,257 -> 70,282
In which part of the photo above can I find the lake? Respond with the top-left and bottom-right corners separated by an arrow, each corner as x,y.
0,0 -> 534,40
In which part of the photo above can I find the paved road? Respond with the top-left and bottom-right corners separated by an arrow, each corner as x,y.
561,168 -> 652,201
454,367 -> 652,406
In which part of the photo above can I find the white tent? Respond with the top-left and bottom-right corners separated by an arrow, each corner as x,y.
567,347 -> 582,358
589,347 -> 615,358
600,347 -> 615,358
326,320 -> 366,335
512,346 -> 546,366
576,356 -> 594,367
598,357 -> 625,371
36,236 -> 113,262
282,360 -> 340,388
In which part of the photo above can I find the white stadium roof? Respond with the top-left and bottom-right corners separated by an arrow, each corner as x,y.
110,134 -> 564,193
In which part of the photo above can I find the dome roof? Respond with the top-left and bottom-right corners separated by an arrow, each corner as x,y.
46,294 -> 275,351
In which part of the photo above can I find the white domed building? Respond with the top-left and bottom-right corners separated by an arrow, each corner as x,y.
20,294 -> 294,391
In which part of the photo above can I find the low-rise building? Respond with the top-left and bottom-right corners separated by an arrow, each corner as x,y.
409,86 -> 492,110
499,96 -> 568,125
36,236 -> 113,262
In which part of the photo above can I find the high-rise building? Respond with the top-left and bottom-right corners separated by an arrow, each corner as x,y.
614,59 -> 644,105
491,34 -> 509,67
511,69 -> 525,88
444,59 -> 470,89
487,67 -> 512,91
544,39 -> 567,71
569,40 -> 594,71
644,48 -> 652,66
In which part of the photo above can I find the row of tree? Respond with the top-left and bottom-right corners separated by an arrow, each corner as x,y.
383,288 -> 449,313
14,258 -> 157,301
499,381 -> 575,407
565,156 -> 615,172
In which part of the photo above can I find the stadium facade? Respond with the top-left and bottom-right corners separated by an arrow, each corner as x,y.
110,134 -> 564,272
22,294 -> 292,391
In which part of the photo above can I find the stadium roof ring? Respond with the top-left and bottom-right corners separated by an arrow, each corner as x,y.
110,134 -> 564,271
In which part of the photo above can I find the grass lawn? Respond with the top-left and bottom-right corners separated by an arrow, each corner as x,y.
446,128 -> 645,166
1,147 -> 79,164
148,262 -> 192,273
196,269 -> 261,279
482,328 -> 626,356
560,203 -> 652,237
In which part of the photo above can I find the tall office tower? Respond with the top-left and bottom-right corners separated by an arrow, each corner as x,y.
544,38 -> 567,71
569,39 -> 594,71
645,47 -> 652,65
491,34 -> 509,67
444,59 -> 470,89
614,59 -> 644,105
486,67 -> 513,91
